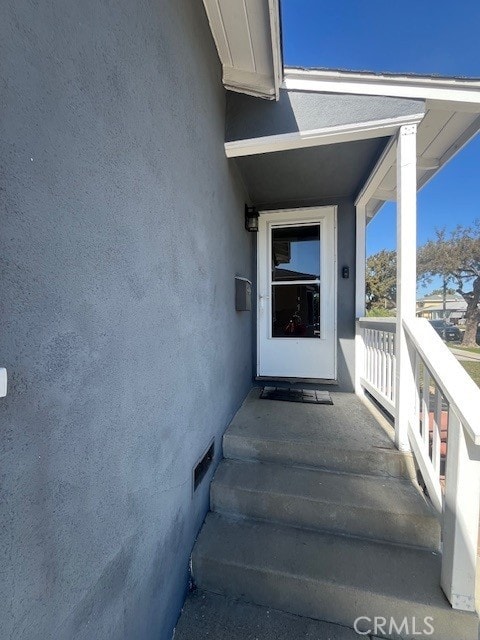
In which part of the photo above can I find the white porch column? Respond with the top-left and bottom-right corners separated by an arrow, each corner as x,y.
355,203 -> 367,319
354,204 -> 367,396
395,124 -> 417,452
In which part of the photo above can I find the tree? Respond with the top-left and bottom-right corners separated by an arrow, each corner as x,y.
418,222 -> 480,347
425,286 -> 456,297
365,249 -> 397,311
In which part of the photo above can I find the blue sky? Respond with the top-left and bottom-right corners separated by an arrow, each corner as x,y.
281,0 -> 480,292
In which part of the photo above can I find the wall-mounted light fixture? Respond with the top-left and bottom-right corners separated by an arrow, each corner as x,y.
245,205 -> 259,232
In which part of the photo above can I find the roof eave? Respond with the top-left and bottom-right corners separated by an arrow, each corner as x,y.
203,0 -> 283,101
283,67 -> 480,106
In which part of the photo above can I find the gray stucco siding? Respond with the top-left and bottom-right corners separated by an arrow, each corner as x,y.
336,198 -> 357,391
0,2 -> 252,639
226,89 -> 425,141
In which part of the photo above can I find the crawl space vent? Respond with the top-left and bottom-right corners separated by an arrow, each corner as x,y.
193,441 -> 214,491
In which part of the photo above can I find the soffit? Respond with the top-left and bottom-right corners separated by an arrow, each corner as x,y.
365,105 -> 480,218
234,137 -> 389,209
203,0 -> 282,100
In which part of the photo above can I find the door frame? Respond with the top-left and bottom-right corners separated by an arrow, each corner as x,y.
256,205 -> 338,380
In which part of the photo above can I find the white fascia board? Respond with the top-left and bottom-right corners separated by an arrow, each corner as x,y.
268,0 -> 283,100
225,112 -> 424,158
284,69 -> 480,108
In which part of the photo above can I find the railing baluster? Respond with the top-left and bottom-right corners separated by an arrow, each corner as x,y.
413,350 -> 421,434
375,330 -> 380,390
386,332 -> 392,401
392,333 -> 396,402
370,329 -> 375,386
391,333 -> 397,405
370,329 -> 374,384
379,331 -> 383,394
376,330 -> 381,390
422,368 -> 431,454
365,329 -> 372,382
381,331 -> 387,396
432,385 -> 442,479
364,329 -> 370,380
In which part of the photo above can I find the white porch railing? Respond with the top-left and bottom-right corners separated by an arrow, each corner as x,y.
357,317 -> 397,416
357,316 -> 480,613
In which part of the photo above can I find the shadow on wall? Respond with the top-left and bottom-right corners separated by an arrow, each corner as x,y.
226,90 -> 300,140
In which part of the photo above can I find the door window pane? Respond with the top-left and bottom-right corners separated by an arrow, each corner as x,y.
272,225 -> 320,281
272,284 -> 320,338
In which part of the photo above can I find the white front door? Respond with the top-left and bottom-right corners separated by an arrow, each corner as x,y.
257,207 -> 337,379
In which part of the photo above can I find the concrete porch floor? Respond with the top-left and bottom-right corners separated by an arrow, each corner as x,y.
231,387 -> 395,450
223,388 -> 416,480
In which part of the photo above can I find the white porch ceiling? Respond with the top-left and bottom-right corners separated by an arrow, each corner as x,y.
365,104 -> 480,218
202,0 -> 282,100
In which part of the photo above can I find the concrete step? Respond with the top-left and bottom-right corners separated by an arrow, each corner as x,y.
192,513 -> 479,640
175,589 -> 361,640
223,391 -> 416,479
211,459 -> 441,549
223,429 -> 415,479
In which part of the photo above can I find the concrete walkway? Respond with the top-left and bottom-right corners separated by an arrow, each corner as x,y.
450,347 -> 480,362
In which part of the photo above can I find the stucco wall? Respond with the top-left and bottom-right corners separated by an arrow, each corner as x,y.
336,199 -> 357,391
0,2 -> 253,639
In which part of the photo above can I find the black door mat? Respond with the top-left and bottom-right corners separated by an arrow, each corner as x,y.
260,387 -> 333,405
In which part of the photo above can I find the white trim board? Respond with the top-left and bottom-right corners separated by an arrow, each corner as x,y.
355,136 -> 397,207
283,69 -> 480,107
268,0 -> 283,100
225,112 -> 424,157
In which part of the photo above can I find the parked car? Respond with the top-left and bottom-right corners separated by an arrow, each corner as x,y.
429,319 -> 461,342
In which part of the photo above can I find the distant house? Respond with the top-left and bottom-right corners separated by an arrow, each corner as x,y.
416,293 -> 467,322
